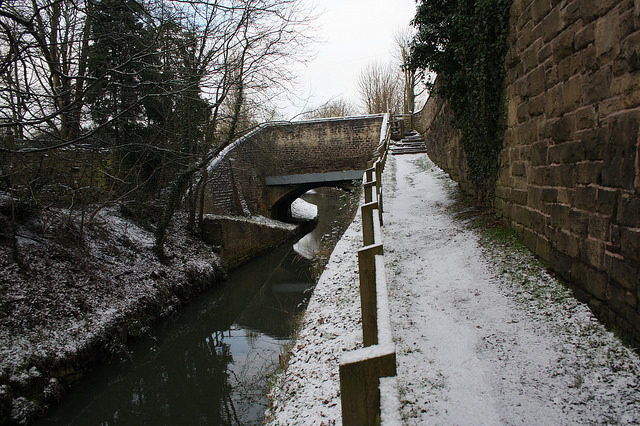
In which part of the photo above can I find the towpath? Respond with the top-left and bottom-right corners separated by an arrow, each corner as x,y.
266,152 -> 640,424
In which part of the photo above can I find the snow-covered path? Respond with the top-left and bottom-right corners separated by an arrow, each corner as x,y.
266,152 -> 640,425
385,154 -> 640,424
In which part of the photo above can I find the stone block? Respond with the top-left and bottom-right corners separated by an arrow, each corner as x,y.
574,106 -> 596,129
529,93 -> 546,117
607,280 -> 637,312
553,26 -> 576,61
621,29 -> 640,61
512,188 -> 530,205
558,187 -> 575,204
617,193 -> 640,227
599,97 -> 625,119
550,249 -> 574,281
532,0 -> 552,23
551,115 -> 576,142
596,187 -> 619,216
549,163 -> 576,186
542,187 -> 558,202
523,40 -> 542,73
620,227 -> 640,262
580,237 -> 606,269
620,9 -> 637,40
576,161 -> 604,185
530,141 -> 549,165
557,54 -> 580,82
606,251 -> 639,290
588,213 -> 610,240
516,120 -> 539,145
536,235 -> 553,261
561,76 -> 583,113
575,21 -> 595,50
525,65 -> 547,97
540,11 -> 562,43
517,102 -> 530,123
574,185 -> 597,210
529,165 -> 549,186
549,202 -> 571,227
568,208 -> 588,235
585,65 -> 613,103
572,261 -> 607,300
582,44 -> 599,71
548,140 -> 585,163
537,42 -> 553,63
601,109 -> 640,189
595,13 -> 621,59
561,0 -> 582,26
578,127 -> 607,161
610,224 -> 622,249
528,226 -> 546,251
512,161 -> 527,177
544,84 -> 563,115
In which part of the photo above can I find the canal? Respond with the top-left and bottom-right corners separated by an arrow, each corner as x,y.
39,185 -> 359,425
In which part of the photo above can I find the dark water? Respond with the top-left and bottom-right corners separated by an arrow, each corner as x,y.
39,186 -> 357,425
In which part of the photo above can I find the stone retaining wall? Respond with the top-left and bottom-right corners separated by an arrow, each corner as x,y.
414,0 -> 640,343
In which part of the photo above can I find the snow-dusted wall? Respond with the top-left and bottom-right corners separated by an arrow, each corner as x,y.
202,115 -> 384,217
414,0 -> 640,344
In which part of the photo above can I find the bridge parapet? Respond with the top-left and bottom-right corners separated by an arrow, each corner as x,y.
201,115 -> 385,218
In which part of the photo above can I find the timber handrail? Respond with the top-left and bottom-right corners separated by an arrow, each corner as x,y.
339,113 -> 401,425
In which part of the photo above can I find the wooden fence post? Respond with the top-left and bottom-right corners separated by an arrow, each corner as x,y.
361,202 -> 377,246
364,181 -> 376,204
358,243 -> 383,347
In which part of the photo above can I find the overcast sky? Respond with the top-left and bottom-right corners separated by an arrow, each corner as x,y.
279,0 -> 418,119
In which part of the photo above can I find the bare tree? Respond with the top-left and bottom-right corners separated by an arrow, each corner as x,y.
302,98 -> 356,119
0,0 -> 314,257
357,61 -> 402,114
395,27 -> 420,116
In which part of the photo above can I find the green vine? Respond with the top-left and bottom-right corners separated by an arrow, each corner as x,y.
411,0 -> 513,200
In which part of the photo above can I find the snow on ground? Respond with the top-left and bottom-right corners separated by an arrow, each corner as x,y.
0,207 -> 223,423
266,209 -> 363,425
266,152 -> 640,424
291,198 -> 318,221
385,153 -> 640,424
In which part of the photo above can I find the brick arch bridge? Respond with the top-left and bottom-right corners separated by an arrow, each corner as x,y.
201,114 -> 388,221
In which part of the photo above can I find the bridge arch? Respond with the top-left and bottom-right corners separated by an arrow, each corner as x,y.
201,114 -> 388,218
269,181 -> 357,222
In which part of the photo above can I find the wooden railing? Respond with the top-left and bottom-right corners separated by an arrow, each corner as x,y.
339,114 -> 401,425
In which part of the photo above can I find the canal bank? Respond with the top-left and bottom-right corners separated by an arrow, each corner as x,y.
266,152 -> 640,425
2,185 -> 359,425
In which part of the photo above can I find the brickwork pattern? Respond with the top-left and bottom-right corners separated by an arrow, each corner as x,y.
414,0 -> 640,343
202,117 -> 383,217
497,0 -> 640,342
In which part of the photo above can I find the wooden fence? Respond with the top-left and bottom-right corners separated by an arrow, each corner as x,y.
339,114 -> 402,425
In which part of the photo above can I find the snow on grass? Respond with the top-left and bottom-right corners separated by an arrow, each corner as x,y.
265,207 -> 363,425
0,207 -> 222,423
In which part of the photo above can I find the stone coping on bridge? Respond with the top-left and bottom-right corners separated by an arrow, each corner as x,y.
265,170 -> 365,186
205,114 -> 386,176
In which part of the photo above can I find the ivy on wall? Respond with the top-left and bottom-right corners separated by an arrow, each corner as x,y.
410,0 -> 512,200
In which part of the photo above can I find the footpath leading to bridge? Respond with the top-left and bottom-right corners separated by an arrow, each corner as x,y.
266,149 -> 640,424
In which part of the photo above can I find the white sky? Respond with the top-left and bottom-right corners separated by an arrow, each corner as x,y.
279,0 -> 418,119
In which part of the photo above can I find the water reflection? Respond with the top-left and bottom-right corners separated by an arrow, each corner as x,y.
39,187 -> 356,425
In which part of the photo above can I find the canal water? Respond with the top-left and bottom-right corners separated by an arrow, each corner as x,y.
39,186 -> 359,425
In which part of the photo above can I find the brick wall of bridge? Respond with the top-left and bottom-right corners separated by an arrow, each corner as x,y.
202,116 -> 383,217
414,0 -> 640,343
